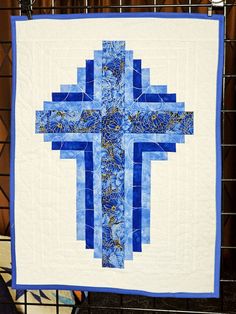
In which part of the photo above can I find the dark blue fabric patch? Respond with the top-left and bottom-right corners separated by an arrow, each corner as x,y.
133,207 -> 142,252
86,60 -> 94,97
86,210 -> 94,249
133,59 -> 142,99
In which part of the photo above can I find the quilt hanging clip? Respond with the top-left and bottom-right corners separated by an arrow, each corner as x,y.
208,0 -> 224,16
19,0 -> 34,20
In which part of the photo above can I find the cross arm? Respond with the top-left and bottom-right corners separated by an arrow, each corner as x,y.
125,110 -> 193,135
35,109 -> 101,134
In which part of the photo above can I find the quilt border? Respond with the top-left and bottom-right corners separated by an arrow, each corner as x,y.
10,12 -> 224,298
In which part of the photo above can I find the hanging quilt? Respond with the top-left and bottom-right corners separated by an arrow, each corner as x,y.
10,12 -> 223,297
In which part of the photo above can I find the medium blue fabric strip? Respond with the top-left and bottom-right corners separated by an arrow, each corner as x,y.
44,133 -> 101,142
85,173 -> 93,201
52,141 -> 92,151
124,50 -> 134,105
93,136 -> 102,258
124,133 -> 184,144
145,85 -> 167,94
124,135 -> 134,260
76,153 -> 86,241
77,67 -> 86,91
93,51 -> 102,102
43,101 -> 100,111
60,150 -> 81,159
125,102 -> 185,112
142,68 -> 150,89
60,84 -> 83,92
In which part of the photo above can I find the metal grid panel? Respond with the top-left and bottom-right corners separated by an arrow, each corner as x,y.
0,0 -> 235,313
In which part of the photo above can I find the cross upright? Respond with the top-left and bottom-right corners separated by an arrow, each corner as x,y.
36,41 -> 193,269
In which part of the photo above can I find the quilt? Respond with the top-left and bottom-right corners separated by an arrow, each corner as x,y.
10,12 -> 223,297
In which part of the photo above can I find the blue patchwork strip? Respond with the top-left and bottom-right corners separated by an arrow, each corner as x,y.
52,141 -> 92,151
77,67 -> 86,91
92,135 -> 102,258
76,153 -> 86,241
145,85 -> 167,94
93,51 -> 102,102
125,102 -> 185,112
43,133 -> 100,142
141,68 -> 150,89
43,101 -> 101,111
124,50 -> 134,105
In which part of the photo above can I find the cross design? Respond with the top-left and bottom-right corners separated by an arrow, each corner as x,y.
36,41 -> 193,268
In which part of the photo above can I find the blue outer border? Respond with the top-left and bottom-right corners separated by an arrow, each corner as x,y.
10,12 -> 224,298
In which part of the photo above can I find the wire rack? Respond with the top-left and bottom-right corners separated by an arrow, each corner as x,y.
0,0 -> 235,313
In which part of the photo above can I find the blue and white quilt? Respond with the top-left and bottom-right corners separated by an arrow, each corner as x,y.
11,13 -> 223,297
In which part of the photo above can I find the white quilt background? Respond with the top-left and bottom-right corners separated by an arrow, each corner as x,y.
14,17 -> 219,293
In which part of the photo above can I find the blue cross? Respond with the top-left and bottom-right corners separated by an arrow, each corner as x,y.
36,41 -> 193,268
